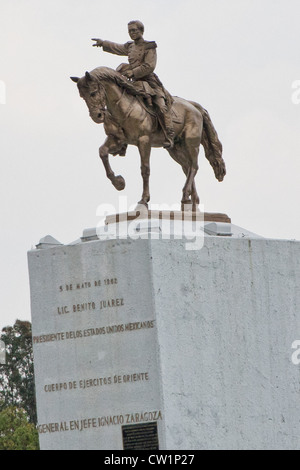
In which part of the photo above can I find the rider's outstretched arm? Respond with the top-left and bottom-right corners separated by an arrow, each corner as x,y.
92,38 -> 129,56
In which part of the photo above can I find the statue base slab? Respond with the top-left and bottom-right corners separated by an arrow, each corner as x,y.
105,209 -> 231,225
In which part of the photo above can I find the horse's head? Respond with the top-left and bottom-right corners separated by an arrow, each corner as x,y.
71,71 -> 106,123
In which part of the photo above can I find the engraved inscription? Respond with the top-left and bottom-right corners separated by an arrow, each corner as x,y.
100,298 -> 124,309
38,410 -> 162,434
43,372 -> 150,393
33,320 -> 155,344
56,298 -> 124,315
57,306 -> 70,315
72,302 -> 96,312
59,278 -> 118,292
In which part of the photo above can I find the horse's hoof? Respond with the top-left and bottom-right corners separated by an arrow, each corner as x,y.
112,175 -> 125,191
181,200 -> 192,212
137,200 -> 149,209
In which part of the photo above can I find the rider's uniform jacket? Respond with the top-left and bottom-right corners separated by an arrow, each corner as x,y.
102,38 -> 166,99
102,38 -> 157,79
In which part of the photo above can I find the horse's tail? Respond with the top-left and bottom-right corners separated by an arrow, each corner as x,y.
189,101 -> 226,182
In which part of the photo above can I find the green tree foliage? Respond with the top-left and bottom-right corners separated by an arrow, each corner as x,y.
0,320 -> 37,424
0,406 -> 39,450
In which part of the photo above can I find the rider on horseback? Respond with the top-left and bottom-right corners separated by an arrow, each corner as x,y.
92,20 -> 175,149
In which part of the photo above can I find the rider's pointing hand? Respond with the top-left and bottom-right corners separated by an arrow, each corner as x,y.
92,38 -> 104,47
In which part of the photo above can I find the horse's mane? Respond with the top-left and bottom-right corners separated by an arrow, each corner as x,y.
90,66 -> 148,98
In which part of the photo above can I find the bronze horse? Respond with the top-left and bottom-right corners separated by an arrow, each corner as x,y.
71,67 -> 226,210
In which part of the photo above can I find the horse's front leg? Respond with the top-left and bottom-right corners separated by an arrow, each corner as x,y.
137,135 -> 151,207
99,136 -> 125,191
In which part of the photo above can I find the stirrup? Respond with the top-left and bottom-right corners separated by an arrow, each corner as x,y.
163,136 -> 174,149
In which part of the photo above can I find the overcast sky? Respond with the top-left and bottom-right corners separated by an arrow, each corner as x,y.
0,0 -> 299,329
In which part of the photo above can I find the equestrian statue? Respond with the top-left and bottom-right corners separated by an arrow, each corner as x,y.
71,20 -> 226,211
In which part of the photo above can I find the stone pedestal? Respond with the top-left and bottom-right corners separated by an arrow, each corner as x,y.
28,217 -> 300,450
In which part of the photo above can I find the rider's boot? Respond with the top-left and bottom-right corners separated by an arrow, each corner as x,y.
163,127 -> 175,149
145,95 -> 153,108
160,111 -> 175,149
118,144 -> 128,156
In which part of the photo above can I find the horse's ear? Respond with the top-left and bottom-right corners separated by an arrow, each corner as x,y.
85,71 -> 92,81
70,76 -> 79,83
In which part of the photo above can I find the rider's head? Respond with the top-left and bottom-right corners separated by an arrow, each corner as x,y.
128,20 -> 144,40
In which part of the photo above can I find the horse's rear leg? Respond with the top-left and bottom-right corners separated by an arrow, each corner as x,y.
181,142 -> 200,211
99,137 -> 125,191
167,145 -> 199,211
191,180 -> 200,211
181,169 -> 200,212
137,135 -> 151,207
181,121 -> 202,210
